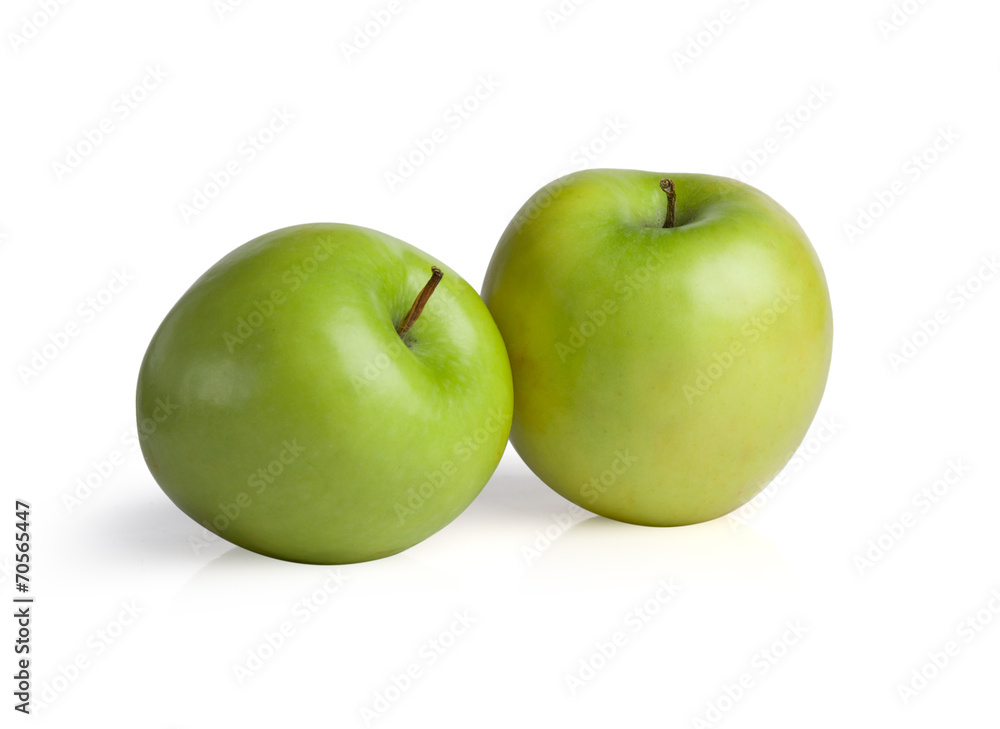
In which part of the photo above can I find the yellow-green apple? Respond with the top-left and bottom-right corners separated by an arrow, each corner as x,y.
482,169 -> 832,525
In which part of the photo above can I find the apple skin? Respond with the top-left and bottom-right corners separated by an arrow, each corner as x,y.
137,224 -> 512,564
482,169 -> 832,526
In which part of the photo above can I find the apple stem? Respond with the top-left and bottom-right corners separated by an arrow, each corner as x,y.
660,178 -> 676,229
396,266 -> 443,339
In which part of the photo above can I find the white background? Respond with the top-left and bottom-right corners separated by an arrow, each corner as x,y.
3,0 -> 999,726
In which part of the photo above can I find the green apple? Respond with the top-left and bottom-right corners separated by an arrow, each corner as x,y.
482,169 -> 832,526
137,224 -> 512,564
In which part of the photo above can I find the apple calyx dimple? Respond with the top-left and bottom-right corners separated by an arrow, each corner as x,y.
660,178 -> 676,229
396,266 -> 443,340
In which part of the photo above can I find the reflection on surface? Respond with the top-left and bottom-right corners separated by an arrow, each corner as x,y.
520,513 -> 791,589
